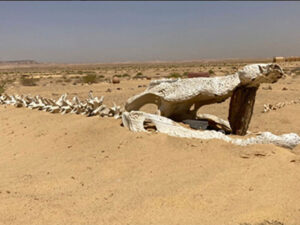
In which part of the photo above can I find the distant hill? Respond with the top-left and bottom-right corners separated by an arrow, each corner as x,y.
0,60 -> 38,65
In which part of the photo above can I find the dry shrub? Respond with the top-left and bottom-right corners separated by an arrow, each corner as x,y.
0,81 -> 6,94
81,74 -> 98,84
168,73 -> 182,78
114,73 -> 130,78
20,75 -> 39,86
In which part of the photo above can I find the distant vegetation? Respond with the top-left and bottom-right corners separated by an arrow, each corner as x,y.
168,73 -> 182,79
81,74 -> 98,84
114,73 -> 130,78
80,73 -> 105,84
20,75 -> 39,86
0,60 -> 297,91
183,72 -> 189,77
0,81 -> 6,94
133,72 -> 147,79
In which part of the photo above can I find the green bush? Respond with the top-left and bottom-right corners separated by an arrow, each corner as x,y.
20,75 -> 38,86
168,73 -> 182,79
0,81 -> 6,94
115,73 -> 130,78
81,74 -> 98,84
208,69 -> 215,75
183,72 -> 189,77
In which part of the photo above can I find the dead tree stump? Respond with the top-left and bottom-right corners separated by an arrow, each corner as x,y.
228,86 -> 258,135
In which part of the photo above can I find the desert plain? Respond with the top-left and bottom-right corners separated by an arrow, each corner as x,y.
1,59 -> 300,225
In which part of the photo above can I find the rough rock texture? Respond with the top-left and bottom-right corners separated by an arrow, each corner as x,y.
125,63 -> 284,122
122,111 -> 300,149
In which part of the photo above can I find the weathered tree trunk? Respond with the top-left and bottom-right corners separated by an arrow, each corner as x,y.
228,86 -> 258,135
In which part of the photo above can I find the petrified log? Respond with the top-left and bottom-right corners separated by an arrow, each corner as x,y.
228,86 -> 258,135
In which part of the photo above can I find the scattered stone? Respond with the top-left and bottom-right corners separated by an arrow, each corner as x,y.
263,98 -> 300,113
112,77 -> 120,84
106,88 -> 112,92
282,87 -> 288,91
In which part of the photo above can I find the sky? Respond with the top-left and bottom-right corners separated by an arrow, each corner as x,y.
0,1 -> 299,63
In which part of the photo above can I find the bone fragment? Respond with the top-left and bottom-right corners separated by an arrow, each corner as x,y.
196,113 -> 232,133
122,111 -> 300,149
263,98 -> 300,113
125,63 -> 284,134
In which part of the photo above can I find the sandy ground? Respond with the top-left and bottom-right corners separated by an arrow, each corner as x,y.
1,62 -> 300,225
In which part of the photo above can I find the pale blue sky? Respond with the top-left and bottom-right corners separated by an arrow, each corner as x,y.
0,1 -> 299,63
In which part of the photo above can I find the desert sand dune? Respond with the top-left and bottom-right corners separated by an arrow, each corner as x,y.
1,61 -> 300,225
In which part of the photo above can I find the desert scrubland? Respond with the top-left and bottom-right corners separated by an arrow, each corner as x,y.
1,59 -> 300,225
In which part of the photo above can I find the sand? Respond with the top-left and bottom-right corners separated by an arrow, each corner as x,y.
1,61 -> 300,225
